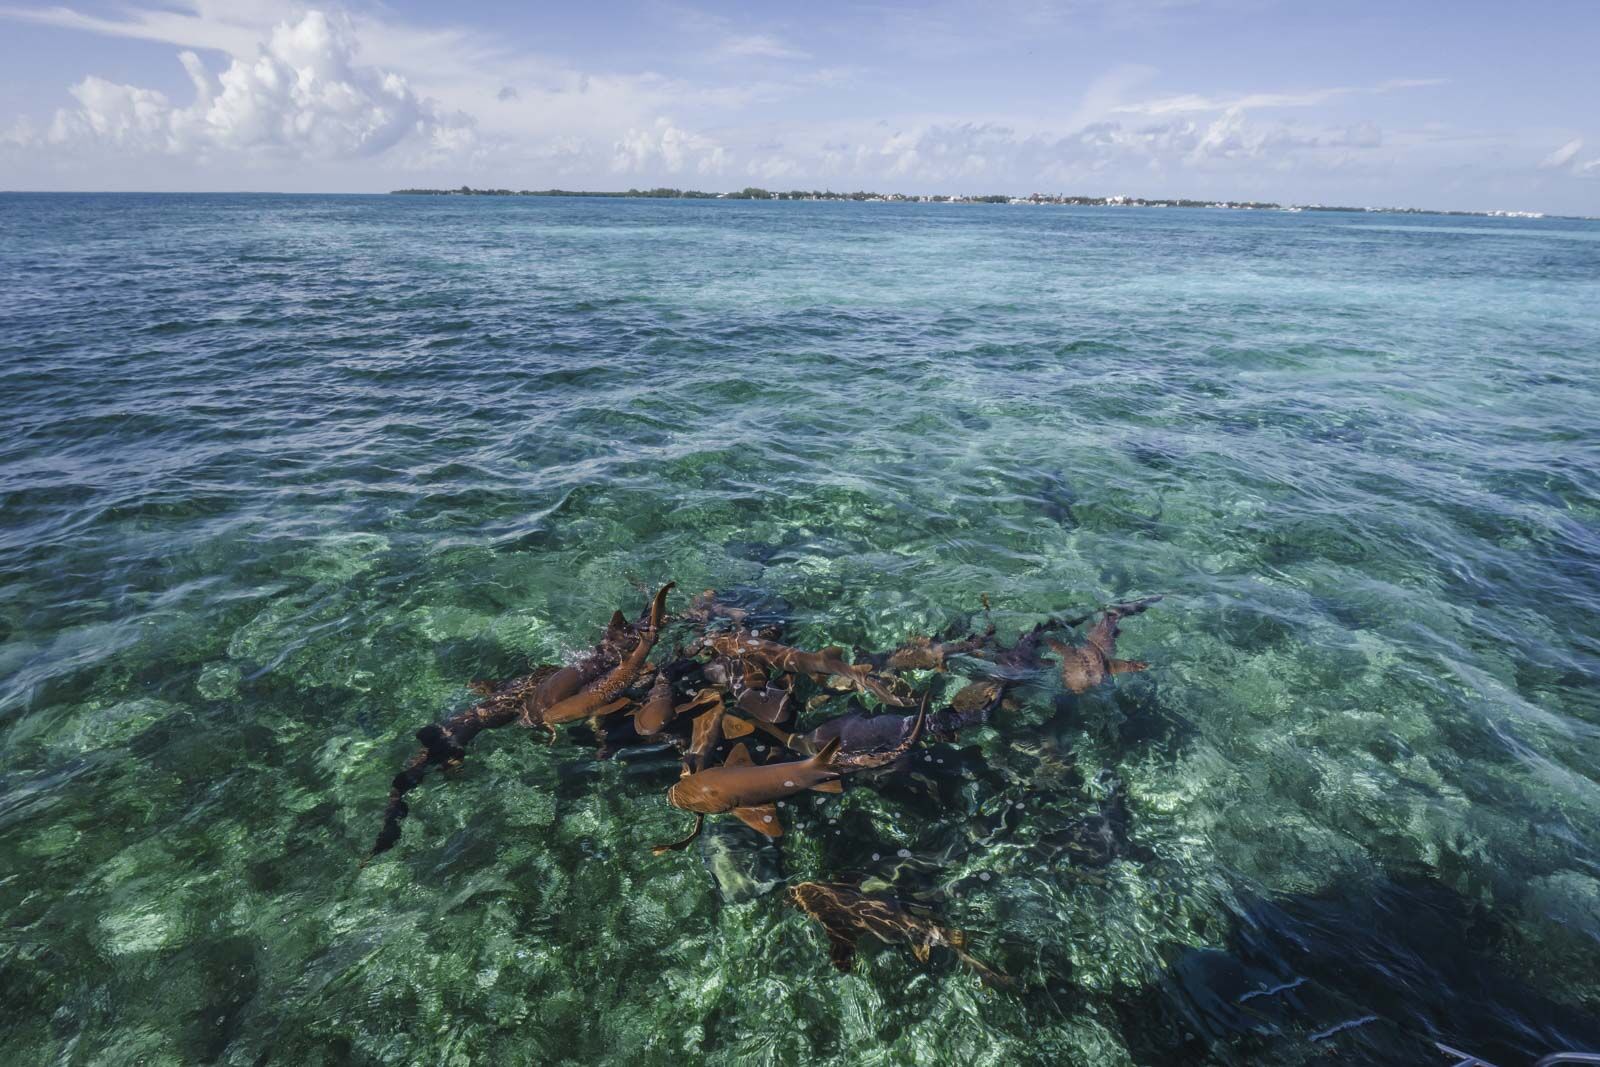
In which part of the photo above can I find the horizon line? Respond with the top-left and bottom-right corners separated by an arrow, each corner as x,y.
2,188 -> 1592,220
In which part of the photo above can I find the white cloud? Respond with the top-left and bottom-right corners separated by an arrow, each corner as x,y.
612,118 -> 728,176
1116,77 -> 1444,116
36,10 -> 474,164
1540,138 -> 1583,169
719,34 -> 809,61
0,3 -> 1581,211
766,106 -> 1388,190
48,77 -> 171,148
0,0 -> 271,56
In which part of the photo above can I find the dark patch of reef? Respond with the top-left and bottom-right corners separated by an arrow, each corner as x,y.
365,584 -> 1161,986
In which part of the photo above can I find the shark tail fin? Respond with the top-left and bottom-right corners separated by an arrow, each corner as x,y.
648,581 -> 676,630
907,692 -> 930,745
651,813 -> 704,855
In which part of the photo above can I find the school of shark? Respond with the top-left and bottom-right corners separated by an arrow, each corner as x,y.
365,582 -> 1160,990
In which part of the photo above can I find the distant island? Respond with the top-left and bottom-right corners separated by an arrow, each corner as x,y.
389,185 -> 1560,219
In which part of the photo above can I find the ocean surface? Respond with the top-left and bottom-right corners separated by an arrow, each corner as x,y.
1,192 -> 1598,1066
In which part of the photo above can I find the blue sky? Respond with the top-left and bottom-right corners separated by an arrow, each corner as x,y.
1,1 -> 1597,213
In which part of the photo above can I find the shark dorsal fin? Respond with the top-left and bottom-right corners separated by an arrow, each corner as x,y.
723,742 -> 754,768
811,735 -> 842,769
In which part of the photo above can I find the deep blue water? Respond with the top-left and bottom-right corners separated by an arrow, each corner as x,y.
2,193 -> 1599,1065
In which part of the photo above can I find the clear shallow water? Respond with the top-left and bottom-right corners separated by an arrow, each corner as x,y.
2,193 -> 1598,1066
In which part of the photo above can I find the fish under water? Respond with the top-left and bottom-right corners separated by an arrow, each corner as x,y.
788,880 -> 1011,989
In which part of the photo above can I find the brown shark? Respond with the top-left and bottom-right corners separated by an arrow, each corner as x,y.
671,737 -> 843,819
365,663 -> 564,862
928,678 -> 1007,743
697,655 -> 792,724
699,631 -> 912,707
513,587 -> 676,734
652,736 -> 842,853
881,631 -> 992,671
1044,596 -> 1160,694
676,689 -> 753,774
368,583 -> 682,861
633,670 -> 677,736
741,693 -> 929,773
680,588 -> 751,627
856,596 -> 997,673
541,582 -> 675,729
788,881 -> 1011,989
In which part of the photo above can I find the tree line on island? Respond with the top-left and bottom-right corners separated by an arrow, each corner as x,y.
387,185 -> 1553,218
392,185 -> 1020,202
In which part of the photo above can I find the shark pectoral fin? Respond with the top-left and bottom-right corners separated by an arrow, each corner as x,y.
723,742 -> 754,767
721,715 -> 755,739
590,697 -> 632,722
733,804 -> 783,836
809,779 -> 843,793
1110,659 -> 1148,675
467,679 -> 496,696
1044,637 -> 1071,656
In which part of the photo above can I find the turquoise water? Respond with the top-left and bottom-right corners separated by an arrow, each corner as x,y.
2,193 -> 1598,1065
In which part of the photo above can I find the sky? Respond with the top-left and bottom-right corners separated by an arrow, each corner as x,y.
1,1 -> 1597,213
